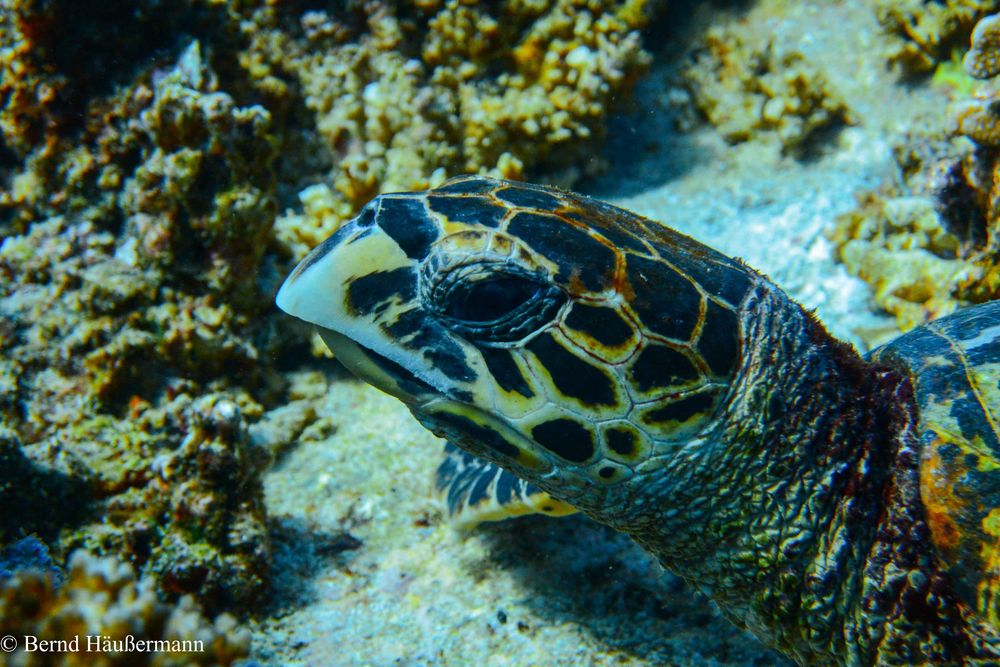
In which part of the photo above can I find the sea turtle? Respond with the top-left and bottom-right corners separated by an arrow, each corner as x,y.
275,176 -> 1000,666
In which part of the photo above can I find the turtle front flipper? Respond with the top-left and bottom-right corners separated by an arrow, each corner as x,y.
436,443 -> 577,528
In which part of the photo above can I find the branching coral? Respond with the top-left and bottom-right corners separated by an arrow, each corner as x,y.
681,25 -> 851,151
832,11 -> 1000,334
0,550 -> 249,666
877,0 -> 999,75
256,0 -> 656,259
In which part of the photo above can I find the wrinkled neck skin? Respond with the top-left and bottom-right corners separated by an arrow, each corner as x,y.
579,283 -> 987,666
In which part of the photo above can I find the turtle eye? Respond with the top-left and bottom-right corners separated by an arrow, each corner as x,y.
429,264 -> 566,344
445,276 -> 540,323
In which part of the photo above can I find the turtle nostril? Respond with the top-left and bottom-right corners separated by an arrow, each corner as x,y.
355,201 -> 378,227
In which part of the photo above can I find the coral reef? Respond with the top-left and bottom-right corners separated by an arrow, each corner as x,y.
681,24 -> 851,151
0,33 -> 276,611
965,11 -> 1000,77
877,0 -> 999,75
0,550 -> 249,666
956,11 -> 1000,145
830,181 -> 980,331
831,11 -> 1000,334
0,0 -> 658,639
256,0 -> 656,259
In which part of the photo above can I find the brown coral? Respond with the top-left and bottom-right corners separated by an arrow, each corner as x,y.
965,11 -> 1000,78
682,25 -> 851,151
830,186 -> 979,331
831,10 -> 1000,334
258,0 -> 656,258
954,96 -> 1000,146
877,0 -> 999,75
0,550 -> 250,666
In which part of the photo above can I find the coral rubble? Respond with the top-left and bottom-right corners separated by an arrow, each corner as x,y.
682,24 -> 851,152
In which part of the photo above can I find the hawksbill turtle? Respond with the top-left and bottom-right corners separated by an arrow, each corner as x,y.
276,176 -> 1000,666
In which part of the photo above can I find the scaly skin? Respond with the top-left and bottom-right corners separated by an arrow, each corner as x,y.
590,281 -> 997,665
275,177 -> 1000,666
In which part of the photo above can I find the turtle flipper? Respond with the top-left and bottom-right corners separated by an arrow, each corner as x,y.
436,442 -> 576,528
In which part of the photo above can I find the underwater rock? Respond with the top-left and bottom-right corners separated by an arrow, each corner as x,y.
0,1 -> 285,617
0,536 -> 62,585
0,216 -> 275,613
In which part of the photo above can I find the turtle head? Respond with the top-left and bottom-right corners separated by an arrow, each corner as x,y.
276,176 -> 759,523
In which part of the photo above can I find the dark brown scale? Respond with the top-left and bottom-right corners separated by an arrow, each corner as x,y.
346,267 -> 417,317
384,309 -> 476,384
479,347 -> 534,398
624,253 -> 704,342
506,212 -> 618,292
562,207 -> 651,255
697,300 -> 742,377
495,185 -> 563,211
605,426 -> 638,457
627,343 -> 702,394
560,196 -> 657,254
427,195 -> 506,228
563,303 -> 635,348
375,196 -> 439,259
431,413 -> 521,460
359,345 -> 438,397
667,250 -> 755,308
434,177 -> 497,194
640,391 -> 719,426
531,418 -> 596,462
525,332 -> 617,407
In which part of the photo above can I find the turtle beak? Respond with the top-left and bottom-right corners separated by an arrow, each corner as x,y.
275,219 -> 401,328
275,206 -> 482,405
275,219 -> 432,402
315,328 -> 437,405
